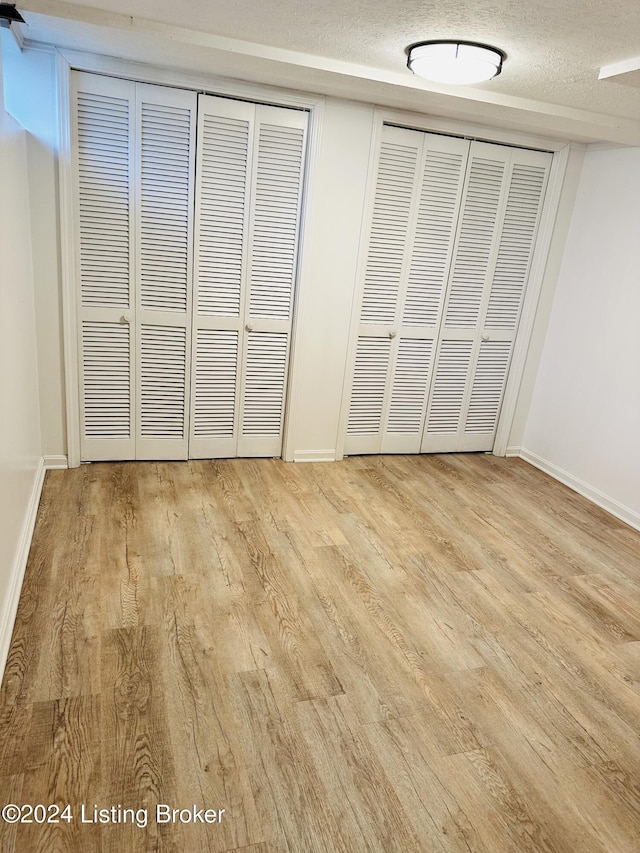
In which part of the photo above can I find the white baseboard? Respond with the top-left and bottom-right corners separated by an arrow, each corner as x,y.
44,454 -> 68,469
505,445 -> 522,458
293,449 -> 337,462
518,448 -> 640,532
0,456 -> 46,682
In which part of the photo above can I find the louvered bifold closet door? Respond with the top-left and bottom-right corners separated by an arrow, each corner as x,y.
134,84 -> 197,459
73,73 -> 136,461
345,125 -> 469,455
73,74 -> 196,461
190,96 -> 307,458
421,143 -> 551,452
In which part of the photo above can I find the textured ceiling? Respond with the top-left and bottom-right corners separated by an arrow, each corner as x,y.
15,0 -> 640,142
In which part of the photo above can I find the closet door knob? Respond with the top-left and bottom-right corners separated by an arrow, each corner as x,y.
481,333 -> 490,342
245,323 -> 254,332
119,315 -> 130,325
388,329 -> 397,339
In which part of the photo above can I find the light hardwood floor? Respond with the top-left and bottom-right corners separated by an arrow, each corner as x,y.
1,454 -> 640,852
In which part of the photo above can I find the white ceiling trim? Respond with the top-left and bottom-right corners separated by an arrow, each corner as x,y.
599,56 -> 640,92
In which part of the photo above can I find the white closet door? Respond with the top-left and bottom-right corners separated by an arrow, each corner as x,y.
73,73 -> 196,461
421,143 -> 551,452
190,96 -> 253,458
134,83 -> 197,460
345,126 -> 469,455
74,73 -> 136,461
190,96 -> 307,458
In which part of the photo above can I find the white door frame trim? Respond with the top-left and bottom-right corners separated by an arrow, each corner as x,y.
56,48 -> 325,467
57,50 -> 80,467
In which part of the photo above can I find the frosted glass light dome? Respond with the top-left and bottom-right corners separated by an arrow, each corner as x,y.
407,41 -> 505,85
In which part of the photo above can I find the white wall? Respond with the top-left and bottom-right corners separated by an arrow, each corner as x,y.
0,32 -> 44,673
285,98 -> 375,460
0,46 -> 600,483
1,48 -> 379,464
523,146 -> 640,528
507,145 -> 584,449
2,37 -> 64,459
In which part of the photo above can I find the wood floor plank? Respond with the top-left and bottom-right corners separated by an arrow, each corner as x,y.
101,625 -> 179,853
18,696 -> 102,853
157,572 -> 262,852
360,714 -> 476,852
295,694 -> 424,851
1,454 -> 640,851
227,667 -> 344,852
440,746 -> 563,853
0,469 -> 81,704
0,774 -> 24,853
0,702 -> 34,775
287,541 -> 424,723
231,520 -> 344,703
447,662 -> 612,773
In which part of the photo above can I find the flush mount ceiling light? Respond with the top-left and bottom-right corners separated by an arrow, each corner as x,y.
407,40 -> 505,85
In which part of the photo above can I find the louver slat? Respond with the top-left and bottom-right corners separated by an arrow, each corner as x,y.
426,340 -> 474,434
387,338 -> 433,434
82,321 -> 131,438
485,163 -> 548,329
77,91 -> 131,308
445,157 -> 505,328
465,341 -> 512,434
241,332 -> 288,437
404,148 -> 465,327
248,124 -> 305,321
361,142 -> 419,325
140,102 -> 192,313
140,325 -> 187,438
193,330 -> 238,438
347,337 -> 392,436
196,116 -> 249,317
